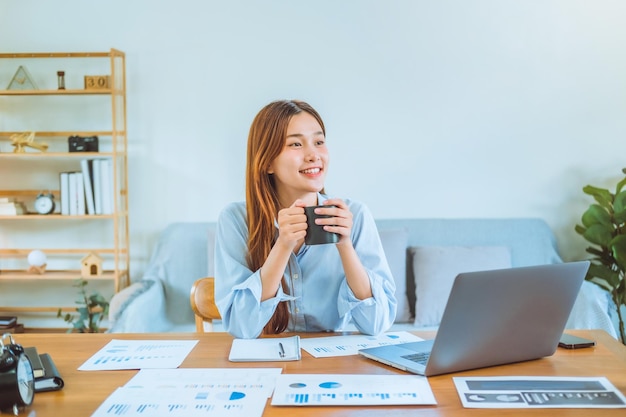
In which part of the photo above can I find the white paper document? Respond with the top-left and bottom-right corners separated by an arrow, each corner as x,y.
454,376 -> 626,408
125,368 -> 282,398
271,374 -> 436,406
78,339 -> 199,370
90,386 -> 269,417
300,331 -> 423,358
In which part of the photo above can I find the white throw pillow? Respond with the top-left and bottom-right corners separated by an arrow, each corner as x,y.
378,228 -> 411,323
411,246 -> 512,327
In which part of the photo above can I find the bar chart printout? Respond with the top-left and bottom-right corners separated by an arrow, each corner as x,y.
90,386 -> 268,417
78,339 -> 199,370
300,331 -> 423,358
271,374 -> 436,406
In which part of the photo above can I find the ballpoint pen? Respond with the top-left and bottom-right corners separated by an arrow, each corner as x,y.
279,342 -> 285,358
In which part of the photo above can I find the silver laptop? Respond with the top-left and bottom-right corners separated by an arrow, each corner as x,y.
359,261 -> 589,376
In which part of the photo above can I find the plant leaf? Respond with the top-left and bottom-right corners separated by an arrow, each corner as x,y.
615,175 -> 626,195
613,190 -> 626,224
575,224 -> 587,236
587,263 -> 620,289
585,246 -> 606,258
611,235 -> 626,271
583,224 -> 614,247
581,204 -> 612,228
583,185 -> 613,209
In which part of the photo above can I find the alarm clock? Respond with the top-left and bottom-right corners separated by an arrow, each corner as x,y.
34,192 -> 55,215
0,334 -> 35,414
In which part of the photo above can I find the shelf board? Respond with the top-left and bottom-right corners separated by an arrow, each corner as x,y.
0,52 -> 111,59
0,248 -> 119,256
0,131 -> 116,138
0,152 -> 115,158
0,306 -> 78,313
0,270 -> 119,280
0,214 -> 116,219
0,89 -> 112,96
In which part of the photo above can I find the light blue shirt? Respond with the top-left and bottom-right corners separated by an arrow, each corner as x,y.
214,195 -> 397,339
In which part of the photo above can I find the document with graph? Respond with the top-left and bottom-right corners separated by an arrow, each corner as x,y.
299,331 -> 422,357
271,374 -> 436,406
78,339 -> 198,371
454,376 -> 626,408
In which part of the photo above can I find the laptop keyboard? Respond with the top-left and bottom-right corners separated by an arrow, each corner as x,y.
401,352 -> 430,365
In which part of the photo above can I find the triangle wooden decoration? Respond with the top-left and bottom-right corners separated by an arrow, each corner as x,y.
7,65 -> 38,90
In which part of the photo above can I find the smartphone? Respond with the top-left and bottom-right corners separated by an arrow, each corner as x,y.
558,333 -> 596,349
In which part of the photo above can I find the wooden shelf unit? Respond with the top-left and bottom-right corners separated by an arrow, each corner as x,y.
0,49 -> 130,320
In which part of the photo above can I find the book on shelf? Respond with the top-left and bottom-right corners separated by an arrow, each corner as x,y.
80,158 -> 96,215
65,172 -> 86,215
93,159 -> 103,214
60,171 -> 70,215
0,316 -> 17,329
0,201 -> 26,215
0,323 -> 24,334
68,172 -> 78,215
75,171 -> 85,215
0,197 -> 15,203
100,158 -> 113,215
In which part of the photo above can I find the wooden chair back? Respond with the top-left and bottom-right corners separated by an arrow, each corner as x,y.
189,276 -> 221,332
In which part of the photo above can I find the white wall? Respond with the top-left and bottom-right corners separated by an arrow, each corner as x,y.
2,0 -> 626,283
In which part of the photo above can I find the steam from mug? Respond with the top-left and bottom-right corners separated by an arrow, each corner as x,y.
304,205 -> 340,245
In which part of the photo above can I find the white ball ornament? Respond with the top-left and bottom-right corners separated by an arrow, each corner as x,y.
28,250 -> 47,267
27,250 -> 47,274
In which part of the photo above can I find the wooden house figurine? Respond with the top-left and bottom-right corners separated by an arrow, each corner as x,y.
81,252 -> 103,277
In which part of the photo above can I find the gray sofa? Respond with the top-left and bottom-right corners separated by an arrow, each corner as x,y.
107,218 -> 617,338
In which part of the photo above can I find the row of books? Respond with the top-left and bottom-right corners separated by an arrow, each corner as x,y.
60,158 -> 114,215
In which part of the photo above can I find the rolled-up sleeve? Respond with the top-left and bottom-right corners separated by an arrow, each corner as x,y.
336,203 -> 397,335
214,203 -> 287,339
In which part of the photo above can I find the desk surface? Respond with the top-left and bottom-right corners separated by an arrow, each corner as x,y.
8,330 -> 626,417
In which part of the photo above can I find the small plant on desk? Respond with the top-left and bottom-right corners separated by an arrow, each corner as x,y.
57,278 -> 110,333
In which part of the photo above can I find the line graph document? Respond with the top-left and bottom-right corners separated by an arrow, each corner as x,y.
78,339 -> 199,370
300,331 -> 423,357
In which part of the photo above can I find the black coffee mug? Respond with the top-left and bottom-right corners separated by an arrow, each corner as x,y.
304,205 -> 339,245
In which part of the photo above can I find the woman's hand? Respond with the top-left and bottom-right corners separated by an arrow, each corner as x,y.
316,198 -> 353,247
276,200 -> 307,250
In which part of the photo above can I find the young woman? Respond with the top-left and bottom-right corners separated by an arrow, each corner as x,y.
214,99 -> 397,338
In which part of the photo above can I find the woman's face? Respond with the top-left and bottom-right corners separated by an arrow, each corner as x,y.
268,111 -> 328,205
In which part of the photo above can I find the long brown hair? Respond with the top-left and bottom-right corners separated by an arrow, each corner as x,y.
245,100 -> 326,334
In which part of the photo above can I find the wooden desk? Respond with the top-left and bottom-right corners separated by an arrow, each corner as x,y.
8,330 -> 626,416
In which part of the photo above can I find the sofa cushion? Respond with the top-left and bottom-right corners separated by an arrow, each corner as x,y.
410,245 -> 512,327
378,228 -> 410,323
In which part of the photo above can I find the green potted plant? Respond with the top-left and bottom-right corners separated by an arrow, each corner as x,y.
57,278 -> 110,333
575,167 -> 626,345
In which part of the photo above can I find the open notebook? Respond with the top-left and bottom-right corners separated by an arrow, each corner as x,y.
229,335 -> 301,362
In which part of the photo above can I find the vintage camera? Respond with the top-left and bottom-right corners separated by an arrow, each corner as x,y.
68,135 -> 99,152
